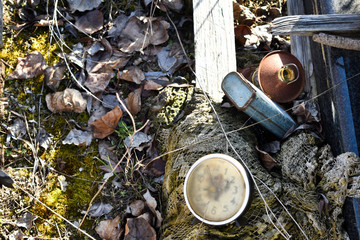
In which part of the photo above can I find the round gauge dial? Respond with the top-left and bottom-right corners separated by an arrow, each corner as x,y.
184,154 -> 251,225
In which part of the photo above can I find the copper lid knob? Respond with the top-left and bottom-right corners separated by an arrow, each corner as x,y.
257,51 -> 305,103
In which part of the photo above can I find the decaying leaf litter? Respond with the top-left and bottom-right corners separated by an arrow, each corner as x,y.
0,0 -> 341,239
1,0 -> 192,238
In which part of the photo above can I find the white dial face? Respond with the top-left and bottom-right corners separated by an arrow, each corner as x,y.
185,157 -> 246,222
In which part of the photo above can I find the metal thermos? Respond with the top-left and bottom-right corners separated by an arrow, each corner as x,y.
222,72 -> 296,138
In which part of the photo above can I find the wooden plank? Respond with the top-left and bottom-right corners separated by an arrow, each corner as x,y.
287,0 -> 317,98
193,0 -> 236,102
271,14 -> 360,35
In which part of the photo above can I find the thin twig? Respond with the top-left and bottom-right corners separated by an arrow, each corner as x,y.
55,222 -> 63,240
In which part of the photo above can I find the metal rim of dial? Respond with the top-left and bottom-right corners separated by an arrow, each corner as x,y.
184,153 -> 251,225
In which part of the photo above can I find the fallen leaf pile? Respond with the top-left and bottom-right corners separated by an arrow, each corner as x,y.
3,0 -> 188,238
6,0 -> 190,150
94,190 -> 161,240
232,0 -> 289,50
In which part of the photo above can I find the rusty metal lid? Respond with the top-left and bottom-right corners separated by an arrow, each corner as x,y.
239,66 -> 257,81
258,50 -> 305,103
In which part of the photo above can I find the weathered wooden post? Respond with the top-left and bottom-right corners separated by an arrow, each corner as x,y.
193,0 -> 236,102
287,0 -> 316,98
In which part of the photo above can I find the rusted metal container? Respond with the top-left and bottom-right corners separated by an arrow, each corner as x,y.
222,72 -> 296,138
242,51 -> 306,103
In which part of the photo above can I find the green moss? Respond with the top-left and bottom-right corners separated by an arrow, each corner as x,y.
156,87 -> 193,126
33,143 -> 102,237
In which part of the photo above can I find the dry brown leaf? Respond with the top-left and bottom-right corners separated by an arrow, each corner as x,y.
143,190 -> 157,210
149,19 -> 170,45
86,50 -> 130,74
124,218 -> 156,240
62,129 -> 93,146
87,41 -> 105,56
118,16 -> 169,53
143,79 -> 191,91
129,200 -> 145,217
75,10 -> 103,34
233,3 -> 256,26
144,151 -> 166,177
124,132 -> 152,150
45,62 -> 66,91
88,99 -> 108,124
67,43 -> 85,68
126,88 -> 142,115
143,80 -> 164,91
99,140 -> 118,162
67,0 -> 102,12
255,6 -> 281,22
107,50 -> 131,69
95,215 -> 123,240
143,190 -> 162,229
86,54 -> 109,74
91,106 -> 123,139
141,138 -> 166,177
234,25 -> 252,45
6,51 -> 46,80
118,16 -> 150,53
98,140 -> 123,173
16,212 -> 35,230
158,0 -> 184,13
157,43 -> 187,73
82,202 -> 114,217
46,88 -> 87,113
108,13 -> 128,37
84,72 -> 114,93
292,101 -> 321,123
255,146 -> 278,171
138,212 -> 155,226
118,66 -> 145,84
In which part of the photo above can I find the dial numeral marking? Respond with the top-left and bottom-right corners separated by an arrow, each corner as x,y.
211,206 -> 217,215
